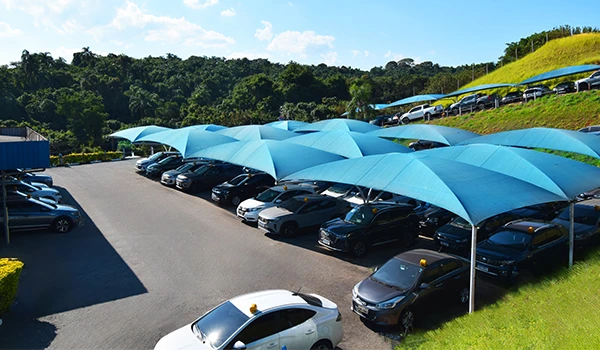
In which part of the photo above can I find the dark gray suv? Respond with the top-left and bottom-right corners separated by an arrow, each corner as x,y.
0,197 -> 81,233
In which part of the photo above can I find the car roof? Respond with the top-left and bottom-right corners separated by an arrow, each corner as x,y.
504,219 -> 556,233
575,198 -> 600,209
395,249 -> 454,266
356,202 -> 413,210
271,184 -> 316,192
229,289 -> 312,317
291,193 -> 329,201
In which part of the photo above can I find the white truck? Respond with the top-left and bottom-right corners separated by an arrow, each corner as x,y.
397,104 -> 443,124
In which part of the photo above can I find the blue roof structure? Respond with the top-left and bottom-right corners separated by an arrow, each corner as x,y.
216,125 -> 296,141
136,128 -> 238,158
109,125 -> 171,142
369,124 -> 479,146
444,83 -> 522,98
265,120 -> 309,131
520,65 -> 600,85
0,127 -> 50,170
294,118 -> 380,133
385,94 -> 446,108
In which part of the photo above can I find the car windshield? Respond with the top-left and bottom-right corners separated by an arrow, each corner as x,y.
558,206 -> 600,225
228,175 -> 248,186
255,188 -> 281,202
344,206 -> 375,225
279,197 -> 306,212
194,301 -> 249,349
451,217 -> 471,229
193,166 -> 211,175
148,153 -> 163,161
176,163 -> 196,172
157,156 -> 176,165
371,258 -> 423,290
326,184 -> 353,194
487,229 -> 532,249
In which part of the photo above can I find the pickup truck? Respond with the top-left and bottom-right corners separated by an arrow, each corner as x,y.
397,104 -> 443,124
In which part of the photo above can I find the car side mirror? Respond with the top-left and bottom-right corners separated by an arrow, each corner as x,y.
275,199 -> 282,203
419,283 -> 430,290
233,341 -> 246,349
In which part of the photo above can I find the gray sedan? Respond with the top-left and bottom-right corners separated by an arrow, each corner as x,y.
258,194 -> 351,236
0,197 -> 81,233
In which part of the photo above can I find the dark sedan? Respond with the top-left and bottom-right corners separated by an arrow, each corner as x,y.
417,205 -> 456,237
135,151 -> 180,173
553,81 -> 576,94
175,164 -> 243,192
352,249 -> 469,332
476,219 -> 569,280
145,155 -> 184,178
160,161 -> 208,187
552,198 -> 600,244
319,202 -> 419,257
211,172 -> 275,206
501,91 -> 523,105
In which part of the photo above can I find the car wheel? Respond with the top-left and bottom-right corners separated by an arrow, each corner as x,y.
401,117 -> 410,125
451,108 -> 458,116
458,286 -> 469,304
398,308 -> 414,335
231,196 -> 241,206
310,340 -> 332,350
351,240 -> 368,257
53,217 -> 72,233
477,103 -> 485,110
280,222 -> 298,237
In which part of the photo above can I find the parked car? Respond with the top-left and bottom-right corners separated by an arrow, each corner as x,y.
577,125 -> 600,134
500,91 -> 523,105
553,81 -> 576,94
344,189 -> 419,208
0,190 -> 57,204
146,155 -> 184,178
154,290 -> 343,350
449,94 -> 480,115
523,85 -> 552,101
0,197 -> 81,233
161,161 -> 209,187
398,104 -> 443,124
408,140 -> 447,151
552,198 -> 600,244
575,70 -> 600,91
135,151 -> 180,173
258,194 -> 351,236
577,187 -> 600,200
237,184 -> 317,223
321,183 -> 361,199
369,115 -> 393,126
175,164 -> 243,192
476,94 -> 500,109
476,219 -> 569,280
319,202 -> 419,257
434,212 -> 519,252
8,169 -> 53,187
351,249 -> 469,332
417,205 -> 456,236
510,201 -> 568,221
211,173 -> 275,206
5,180 -> 62,203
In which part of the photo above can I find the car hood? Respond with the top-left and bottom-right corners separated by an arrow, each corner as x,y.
36,188 -> 60,196
259,206 -> 292,220
436,223 -> 469,239
162,169 -> 181,177
55,204 -> 79,213
552,218 -> 596,234
137,159 -> 153,166
177,172 -> 196,180
357,277 -> 405,304
477,240 -> 522,260
321,218 -> 361,236
154,325 -> 206,350
239,198 -> 267,209
214,182 -> 236,191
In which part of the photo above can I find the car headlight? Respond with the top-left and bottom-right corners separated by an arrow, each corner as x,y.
375,296 -> 404,310
427,217 -> 438,223
70,211 -> 80,217
247,207 -> 263,212
352,284 -> 359,299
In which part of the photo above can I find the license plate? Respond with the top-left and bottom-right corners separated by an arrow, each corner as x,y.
439,241 -> 449,247
211,193 -> 219,201
321,238 -> 331,246
355,303 -> 368,315
258,221 -> 266,228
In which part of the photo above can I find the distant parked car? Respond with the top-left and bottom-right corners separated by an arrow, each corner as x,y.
398,104 -> 443,124
319,202 -> 419,257
577,187 -> 600,200
135,151 -> 180,173
5,180 -> 62,203
0,197 -> 81,233
146,155 -> 184,178
575,70 -> 600,91
160,161 -> 209,187
369,115 -> 393,126
501,91 -> 523,105
476,219 -> 568,280
523,85 -> 552,101
237,184 -> 317,223
553,81 -> 576,94
258,194 -> 351,236
211,173 -> 275,206
552,198 -> 600,244
351,249 -> 469,332
476,94 -> 500,109
343,189 -> 419,208
321,183 -> 361,199
408,140 -> 447,151
417,205 -> 456,236
510,201 -> 568,221
577,125 -> 600,135
449,94 -> 480,115
10,169 -> 53,187
176,163 -> 243,192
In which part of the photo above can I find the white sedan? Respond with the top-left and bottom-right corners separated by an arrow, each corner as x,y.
155,290 -> 343,350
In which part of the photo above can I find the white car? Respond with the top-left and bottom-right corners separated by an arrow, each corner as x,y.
575,70 -> 600,91
155,290 -> 343,350
398,104 -> 443,124
321,183 -> 360,199
7,181 -> 62,203
237,184 -> 316,223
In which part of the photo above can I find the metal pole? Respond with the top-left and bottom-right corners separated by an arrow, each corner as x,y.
2,171 -> 9,245
569,202 -> 575,268
469,224 -> 477,313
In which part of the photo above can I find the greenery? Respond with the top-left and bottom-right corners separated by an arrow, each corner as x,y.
50,151 -> 123,166
399,251 -> 600,349
0,258 -> 24,315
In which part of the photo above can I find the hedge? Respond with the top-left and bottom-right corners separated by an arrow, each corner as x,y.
50,151 -> 123,166
0,258 -> 24,315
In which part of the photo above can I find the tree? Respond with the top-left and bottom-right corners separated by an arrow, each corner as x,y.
347,76 -> 374,120
56,89 -> 107,147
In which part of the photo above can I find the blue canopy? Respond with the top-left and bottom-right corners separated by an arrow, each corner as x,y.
285,130 -> 412,158
215,125 -> 296,141
369,124 -> 479,146
294,118 -> 380,133
444,83 -> 522,98
520,65 -> 600,85
109,125 -> 171,142
187,140 -> 344,180
265,120 -> 309,131
136,128 -> 238,158
460,127 -> 600,159
385,94 -> 446,108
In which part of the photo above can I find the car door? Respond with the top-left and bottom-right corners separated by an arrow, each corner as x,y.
368,211 -> 394,245
226,312 -> 280,350
387,207 -> 416,241
294,201 -> 323,228
7,201 -> 45,229
437,259 -> 466,299
277,308 -> 318,350
531,228 -> 567,267
412,263 -> 445,309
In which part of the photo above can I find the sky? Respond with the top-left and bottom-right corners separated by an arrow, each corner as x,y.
1,0 -> 599,70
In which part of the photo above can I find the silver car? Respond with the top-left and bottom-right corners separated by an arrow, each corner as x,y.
0,197 -> 81,233
6,180 -> 62,202
237,184 -> 317,223
258,194 -> 351,236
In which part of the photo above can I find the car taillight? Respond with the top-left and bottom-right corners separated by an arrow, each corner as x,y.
336,311 -> 342,322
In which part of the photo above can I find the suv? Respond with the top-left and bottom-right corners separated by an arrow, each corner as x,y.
319,202 -> 419,257
476,94 -> 500,109
575,70 -> 600,91
135,151 -> 180,173
237,184 -> 317,223
0,197 -> 81,233
552,198 -> 600,244
449,94 -> 480,115
501,91 -> 523,105
211,173 -> 275,206
160,161 -> 211,187
523,85 -> 552,101
5,180 -> 62,203
145,154 -> 184,178
476,220 -> 568,280
176,163 -> 243,192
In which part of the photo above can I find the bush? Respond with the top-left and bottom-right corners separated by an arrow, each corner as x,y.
50,151 -> 123,166
0,258 -> 24,315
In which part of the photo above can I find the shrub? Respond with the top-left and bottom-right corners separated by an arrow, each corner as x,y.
0,258 -> 24,315
50,151 -> 123,166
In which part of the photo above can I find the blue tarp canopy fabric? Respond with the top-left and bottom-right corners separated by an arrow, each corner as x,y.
109,125 -> 171,142
294,118 -> 381,133
187,139 -> 344,180
384,94 -> 447,108
265,120 -> 309,131
215,125 -> 297,141
369,124 -> 479,146
443,83 -> 522,98
285,130 -> 413,158
283,153 -> 564,225
136,128 -> 238,158
460,127 -> 600,159
520,65 -> 600,85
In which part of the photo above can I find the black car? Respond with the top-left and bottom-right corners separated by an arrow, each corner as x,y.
553,81 -> 576,94
500,91 -> 523,105
135,151 -> 180,173
160,161 -> 210,187
408,140 -> 447,151
352,249 -> 469,332
510,201 -> 568,221
476,219 -> 569,280
175,164 -> 243,192
417,205 -> 456,236
369,115 -> 393,127
434,212 -> 519,252
319,202 -> 419,257
211,173 -> 275,206
145,155 -> 184,178
552,198 -> 600,244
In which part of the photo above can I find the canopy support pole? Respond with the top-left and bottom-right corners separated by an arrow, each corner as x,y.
2,171 -> 9,245
357,187 -> 367,204
469,224 -> 477,314
569,201 -> 575,269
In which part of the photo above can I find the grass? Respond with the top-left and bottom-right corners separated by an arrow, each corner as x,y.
399,251 -> 600,349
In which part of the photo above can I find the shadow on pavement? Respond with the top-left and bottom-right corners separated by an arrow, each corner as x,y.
0,319 -> 56,349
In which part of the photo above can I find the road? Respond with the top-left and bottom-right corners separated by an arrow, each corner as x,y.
0,160 -> 504,349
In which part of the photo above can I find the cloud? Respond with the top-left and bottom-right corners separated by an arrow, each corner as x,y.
384,50 -> 407,61
50,46 -> 80,62
288,2 -> 294,6
321,51 -> 337,65
352,50 -> 370,58
364,50 -> 369,57
0,21 -> 21,37
2,0 -> 80,30
220,8 -> 235,17
352,50 -> 359,57
227,51 -> 270,60
267,30 -> 334,56
183,0 -> 219,10
255,20 -> 273,41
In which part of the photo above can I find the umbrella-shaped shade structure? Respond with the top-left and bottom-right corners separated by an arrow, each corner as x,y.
460,127 -> 600,159
285,130 -> 413,158
216,125 -> 296,141
294,118 -> 380,133
185,124 -> 227,132
369,124 -> 479,146
136,128 -> 239,158
188,140 -> 344,180
109,125 -> 171,142
265,120 -> 309,131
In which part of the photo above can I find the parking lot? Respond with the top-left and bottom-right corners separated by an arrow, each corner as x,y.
0,160 -> 507,349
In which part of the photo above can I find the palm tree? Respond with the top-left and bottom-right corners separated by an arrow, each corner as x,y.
347,77 -> 374,120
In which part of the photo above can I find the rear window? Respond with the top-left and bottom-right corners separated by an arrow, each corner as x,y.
293,292 -> 322,307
